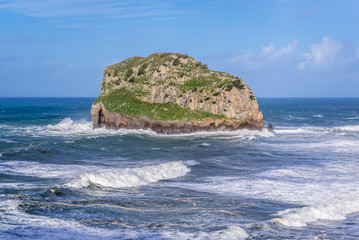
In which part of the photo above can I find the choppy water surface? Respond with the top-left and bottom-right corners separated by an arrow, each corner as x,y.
1,97 -> 359,239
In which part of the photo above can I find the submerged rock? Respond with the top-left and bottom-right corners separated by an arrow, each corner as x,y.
91,53 -> 263,134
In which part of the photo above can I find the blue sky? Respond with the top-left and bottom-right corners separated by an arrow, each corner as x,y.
0,0 -> 358,97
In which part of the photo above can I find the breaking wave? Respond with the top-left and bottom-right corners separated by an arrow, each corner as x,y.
65,161 -> 190,189
274,198 -> 359,227
1,117 -> 274,141
44,118 -> 156,137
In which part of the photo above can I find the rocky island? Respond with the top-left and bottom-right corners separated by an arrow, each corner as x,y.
91,53 -> 263,134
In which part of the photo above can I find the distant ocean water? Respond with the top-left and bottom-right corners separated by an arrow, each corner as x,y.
1,97 -> 359,239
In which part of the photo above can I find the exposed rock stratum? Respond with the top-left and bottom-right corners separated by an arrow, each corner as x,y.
91,53 -> 263,134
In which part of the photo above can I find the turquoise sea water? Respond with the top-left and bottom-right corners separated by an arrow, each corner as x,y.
1,98 -> 359,239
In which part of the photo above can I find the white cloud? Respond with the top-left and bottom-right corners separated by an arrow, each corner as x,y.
260,41 -> 298,58
230,41 -> 298,71
297,53 -> 312,70
226,36 -> 359,74
274,40 -> 298,57
298,35 -> 344,69
230,52 -> 259,71
262,43 -> 274,55
310,35 -> 343,64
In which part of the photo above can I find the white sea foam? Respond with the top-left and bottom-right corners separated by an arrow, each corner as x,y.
252,124 -> 359,226
275,124 -> 359,135
0,161 -> 98,179
272,125 -> 359,155
46,117 -> 77,131
161,225 -> 248,240
157,128 -> 274,141
0,118 -> 156,138
173,159 -> 359,228
275,198 -> 359,227
44,118 -> 153,137
42,118 -> 274,140
65,161 -> 190,189
272,138 -> 359,154
274,128 -> 315,134
208,226 -> 248,240
306,139 -> 359,153
313,114 -> 324,118
0,161 -> 103,190
335,125 -> 359,132
1,117 -> 274,141
43,117 -> 140,137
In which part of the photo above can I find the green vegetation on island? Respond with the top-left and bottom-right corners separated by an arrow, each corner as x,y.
94,88 -> 225,121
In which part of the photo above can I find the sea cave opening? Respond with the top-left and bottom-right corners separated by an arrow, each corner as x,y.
98,109 -> 104,127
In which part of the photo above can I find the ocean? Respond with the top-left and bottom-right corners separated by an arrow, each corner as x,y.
0,97 -> 359,239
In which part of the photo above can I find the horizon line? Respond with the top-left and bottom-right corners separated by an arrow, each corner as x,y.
1,96 -> 359,99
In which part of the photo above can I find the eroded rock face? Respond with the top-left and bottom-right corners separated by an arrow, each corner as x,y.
92,53 -> 263,134
91,102 -> 262,134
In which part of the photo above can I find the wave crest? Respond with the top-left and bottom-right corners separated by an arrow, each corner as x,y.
65,161 -> 190,189
274,198 -> 359,227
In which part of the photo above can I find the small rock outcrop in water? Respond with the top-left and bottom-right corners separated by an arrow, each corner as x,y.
267,123 -> 274,132
91,53 -> 263,134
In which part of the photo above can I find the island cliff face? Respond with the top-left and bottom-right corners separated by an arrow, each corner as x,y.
91,53 -> 263,134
